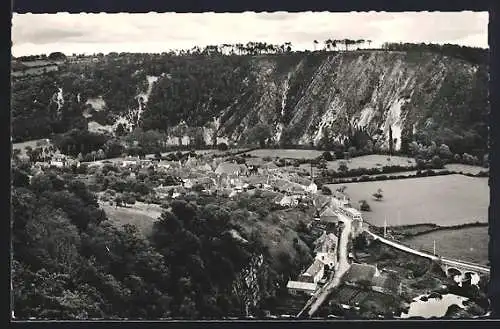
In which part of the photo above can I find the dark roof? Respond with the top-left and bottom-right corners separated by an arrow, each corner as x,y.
371,272 -> 401,294
343,263 -> 377,283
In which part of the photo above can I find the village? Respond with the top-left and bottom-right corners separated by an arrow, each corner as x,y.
12,136 -> 490,319
13,138 -> 409,316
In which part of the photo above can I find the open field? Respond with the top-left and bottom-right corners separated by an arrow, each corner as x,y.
299,154 -> 416,172
403,226 -> 489,266
12,139 -> 53,156
99,201 -> 163,236
327,175 -> 489,227
339,155 -> 416,169
444,164 -> 488,175
245,149 -> 324,159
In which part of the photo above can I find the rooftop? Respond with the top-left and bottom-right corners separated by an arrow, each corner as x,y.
320,207 -> 338,218
286,281 -> 318,291
215,162 -> 247,175
371,272 -> 401,294
343,263 -> 378,283
304,259 -> 325,276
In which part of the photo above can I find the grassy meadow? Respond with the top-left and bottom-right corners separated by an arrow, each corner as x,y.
327,174 -> 489,227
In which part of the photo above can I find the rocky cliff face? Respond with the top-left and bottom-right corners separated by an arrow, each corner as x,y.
12,50 -> 488,153
217,51 -> 487,151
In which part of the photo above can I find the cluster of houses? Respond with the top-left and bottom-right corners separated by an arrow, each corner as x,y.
286,232 -> 339,295
110,154 -> 322,204
31,153 -> 81,172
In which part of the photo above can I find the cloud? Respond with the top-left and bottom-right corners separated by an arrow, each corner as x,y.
11,11 -> 488,56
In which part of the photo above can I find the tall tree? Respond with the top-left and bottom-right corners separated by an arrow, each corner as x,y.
388,126 -> 394,155
246,123 -> 272,148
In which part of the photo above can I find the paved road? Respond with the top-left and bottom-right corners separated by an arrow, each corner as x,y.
365,229 -> 490,273
305,214 -> 352,317
364,230 -> 440,260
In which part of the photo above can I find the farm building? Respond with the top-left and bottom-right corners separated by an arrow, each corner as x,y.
299,259 -> 325,283
286,281 -> 318,296
215,162 -> 248,176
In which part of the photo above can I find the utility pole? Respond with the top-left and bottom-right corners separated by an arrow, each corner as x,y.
383,217 -> 387,238
433,240 -> 436,256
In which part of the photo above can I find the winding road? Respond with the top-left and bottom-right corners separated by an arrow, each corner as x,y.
298,213 -> 353,317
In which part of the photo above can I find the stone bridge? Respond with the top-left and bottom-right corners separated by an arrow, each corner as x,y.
365,229 -> 489,280
439,257 -> 489,280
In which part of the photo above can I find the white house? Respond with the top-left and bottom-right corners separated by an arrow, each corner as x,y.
299,259 -> 325,283
49,160 -> 64,168
286,281 -> 318,296
183,179 -> 194,189
279,195 -> 298,207
122,160 -> 138,167
305,181 -> 318,194
315,252 -> 336,269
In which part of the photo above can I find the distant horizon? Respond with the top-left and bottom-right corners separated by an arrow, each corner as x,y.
12,12 -> 488,57
11,41 -> 489,59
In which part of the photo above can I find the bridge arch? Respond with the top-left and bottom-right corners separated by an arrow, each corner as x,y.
446,267 -> 463,278
464,271 -> 480,285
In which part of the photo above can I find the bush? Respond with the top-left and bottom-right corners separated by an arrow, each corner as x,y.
431,155 -> 444,169
217,143 -> 228,151
359,200 -> 371,212
322,186 -> 332,195
338,161 -> 349,173
322,151 -> 334,161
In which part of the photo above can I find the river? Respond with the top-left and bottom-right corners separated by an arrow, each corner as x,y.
400,294 -> 468,319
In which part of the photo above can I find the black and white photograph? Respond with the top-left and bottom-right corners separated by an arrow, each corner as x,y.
10,10 -> 491,320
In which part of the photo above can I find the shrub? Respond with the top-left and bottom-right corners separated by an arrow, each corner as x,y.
322,151 -> 334,161
217,143 -> 228,151
431,155 -> 444,169
338,161 -> 348,173
322,186 -> 332,195
359,200 -> 371,211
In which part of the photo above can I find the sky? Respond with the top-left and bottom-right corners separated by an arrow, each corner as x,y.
11,11 -> 488,57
